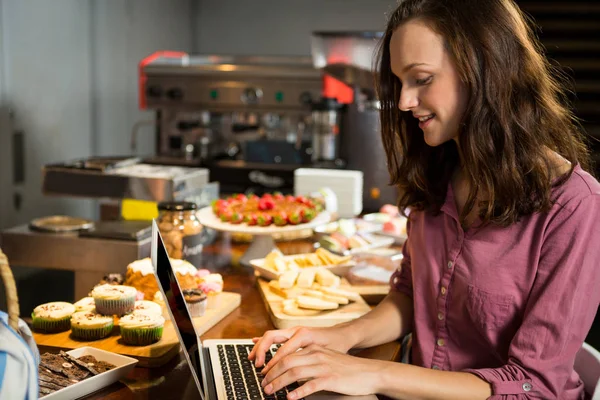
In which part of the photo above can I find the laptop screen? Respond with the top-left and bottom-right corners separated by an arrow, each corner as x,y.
151,221 -> 205,399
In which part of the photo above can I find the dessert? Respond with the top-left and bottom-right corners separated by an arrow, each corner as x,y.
198,273 -> 223,309
183,288 -> 207,317
211,193 -> 325,227
91,284 -> 137,316
38,351 -> 116,397
70,311 -> 114,341
171,258 -> 198,290
119,313 -> 165,346
73,297 -> 96,312
132,300 -> 163,317
123,258 -> 158,301
32,302 -> 76,333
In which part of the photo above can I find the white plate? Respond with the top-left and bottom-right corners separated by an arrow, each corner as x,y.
249,255 -> 356,281
42,347 -> 138,400
197,206 -> 331,235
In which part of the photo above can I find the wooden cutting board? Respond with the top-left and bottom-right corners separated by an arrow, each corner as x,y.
33,292 -> 241,367
257,279 -> 372,329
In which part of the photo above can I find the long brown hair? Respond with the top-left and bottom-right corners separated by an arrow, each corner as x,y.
376,0 -> 591,226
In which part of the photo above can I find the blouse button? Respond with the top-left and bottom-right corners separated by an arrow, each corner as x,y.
522,383 -> 532,392
441,287 -> 447,295
432,366 -> 441,370
447,261 -> 453,269
393,277 -> 398,285
437,312 -> 444,320
436,338 -> 445,347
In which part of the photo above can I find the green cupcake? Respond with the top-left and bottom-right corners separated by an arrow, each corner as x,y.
70,311 -> 114,341
32,302 -> 76,333
119,313 -> 165,346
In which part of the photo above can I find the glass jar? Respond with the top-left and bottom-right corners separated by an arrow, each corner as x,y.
157,202 -> 204,267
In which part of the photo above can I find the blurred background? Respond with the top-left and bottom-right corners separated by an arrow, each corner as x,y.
0,0 -> 597,347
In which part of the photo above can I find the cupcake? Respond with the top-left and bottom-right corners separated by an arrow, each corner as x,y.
119,313 -> 165,346
73,297 -> 96,312
170,259 -> 198,290
199,273 -> 223,309
124,258 -> 158,301
32,302 -> 76,333
183,289 -> 207,317
132,300 -> 162,317
91,284 -> 137,316
70,311 -> 114,341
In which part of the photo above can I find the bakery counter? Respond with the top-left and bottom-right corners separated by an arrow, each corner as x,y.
35,234 -> 400,399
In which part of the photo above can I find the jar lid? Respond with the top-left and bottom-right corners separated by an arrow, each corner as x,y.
158,202 -> 197,211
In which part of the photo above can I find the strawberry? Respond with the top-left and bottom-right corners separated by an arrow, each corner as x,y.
258,198 -> 275,211
220,209 -> 233,222
230,212 -> 244,224
300,208 -> 315,223
274,193 -> 285,201
244,213 -> 258,226
288,211 -> 302,225
296,195 -> 308,204
236,193 -> 248,202
273,211 -> 288,226
285,195 -> 296,203
257,214 -> 273,226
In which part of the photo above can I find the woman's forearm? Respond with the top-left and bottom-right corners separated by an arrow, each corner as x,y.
338,290 -> 413,350
375,362 -> 492,400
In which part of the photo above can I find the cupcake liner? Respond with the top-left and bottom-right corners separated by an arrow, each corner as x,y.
121,326 -> 164,346
94,297 -> 135,316
187,300 -> 207,317
31,314 -> 71,333
71,323 -> 114,341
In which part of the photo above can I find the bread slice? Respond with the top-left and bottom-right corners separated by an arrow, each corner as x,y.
282,303 -> 321,317
296,295 -> 339,310
319,286 -> 361,302
302,289 -> 324,298
278,270 -> 298,289
315,268 -> 340,287
264,249 -> 285,270
296,269 -> 316,288
268,280 -> 301,299
321,293 -> 349,305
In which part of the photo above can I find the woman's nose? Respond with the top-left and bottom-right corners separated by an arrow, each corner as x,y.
398,87 -> 419,111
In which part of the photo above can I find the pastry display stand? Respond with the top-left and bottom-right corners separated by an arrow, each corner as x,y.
197,207 -> 330,267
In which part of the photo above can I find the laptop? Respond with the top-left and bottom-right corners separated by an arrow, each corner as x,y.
150,221 -> 378,400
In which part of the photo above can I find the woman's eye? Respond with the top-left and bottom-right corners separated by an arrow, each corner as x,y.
416,76 -> 433,85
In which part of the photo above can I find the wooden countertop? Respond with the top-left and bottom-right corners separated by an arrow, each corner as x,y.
38,234 -> 401,400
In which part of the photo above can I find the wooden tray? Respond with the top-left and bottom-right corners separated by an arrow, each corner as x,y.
33,292 -> 241,367
257,279 -> 371,329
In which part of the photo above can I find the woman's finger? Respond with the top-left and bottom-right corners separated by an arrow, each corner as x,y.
262,348 -> 324,388
287,377 -> 333,400
250,329 -> 295,367
264,363 -> 328,396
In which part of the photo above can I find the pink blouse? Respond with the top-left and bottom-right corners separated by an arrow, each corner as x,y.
390,164 -> 600,399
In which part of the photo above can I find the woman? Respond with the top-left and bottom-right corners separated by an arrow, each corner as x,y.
249,0 -> 600,398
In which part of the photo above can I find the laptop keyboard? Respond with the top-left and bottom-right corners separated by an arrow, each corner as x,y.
217,344 -> 303,400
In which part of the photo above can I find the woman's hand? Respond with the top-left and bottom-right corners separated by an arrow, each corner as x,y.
248,325 -> 355,372
261,344 -> 383,399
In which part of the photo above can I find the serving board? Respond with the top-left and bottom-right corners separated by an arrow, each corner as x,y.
33,292 -> 241,367
257,278 -> 371,329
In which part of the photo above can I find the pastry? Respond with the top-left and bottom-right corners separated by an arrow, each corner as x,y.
132,300 -> 162,317
70,311 -> 114,341
119,313 -> 165,346
91,284 -> 137,316
183,288 -> 207,317
123,258 -> 158,301
171,259 -> 198,290
32,302 -> 76,333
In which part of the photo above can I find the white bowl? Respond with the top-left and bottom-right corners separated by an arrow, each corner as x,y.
42,347 -> 138,400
